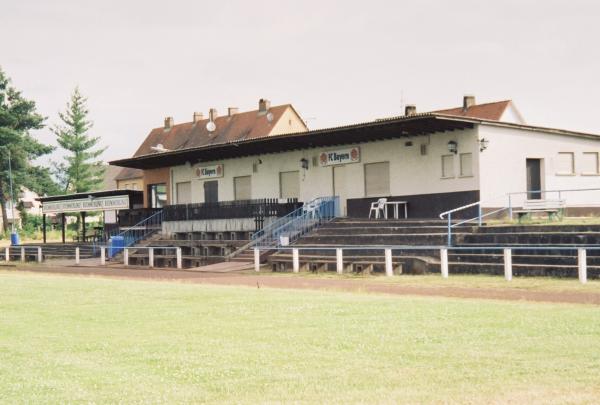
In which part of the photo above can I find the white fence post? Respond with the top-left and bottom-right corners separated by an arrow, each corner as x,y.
578,248 -> 587,284
176,248 -> 182,269
4,247 -> 9,262
504,248 -> 512,281
385,248 -> 393,277
37,247 -> 42,263
21,247 -> 25,262
336,248 -> 343,274
292,248 -> 299,273
440,248 -> 449,278
148,248 -> 154,268
75,247 -> 80,265
100,247 -> 106,265
254,248 -> 260,272
124,248 -> 129,266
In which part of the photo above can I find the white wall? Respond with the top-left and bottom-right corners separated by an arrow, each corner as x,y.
170,128 -> 481,213
479,125 -> 600,208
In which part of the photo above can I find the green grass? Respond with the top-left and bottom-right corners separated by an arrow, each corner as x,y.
1,271 -> 600,404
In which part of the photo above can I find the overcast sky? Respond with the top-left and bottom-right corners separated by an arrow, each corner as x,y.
2,0 -> 600,164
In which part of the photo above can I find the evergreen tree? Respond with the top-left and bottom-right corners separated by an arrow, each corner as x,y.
0,67 -> 53,232
53,87 -> 106,194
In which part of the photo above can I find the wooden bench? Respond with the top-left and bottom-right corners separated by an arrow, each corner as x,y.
513,199 -> 566,222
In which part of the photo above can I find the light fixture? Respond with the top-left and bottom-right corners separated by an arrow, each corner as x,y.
447,140 -> 458,154
300,158 -> 309,170
479,138 -> 489,152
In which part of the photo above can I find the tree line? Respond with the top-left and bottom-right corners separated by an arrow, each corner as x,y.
0,67 -> 105,233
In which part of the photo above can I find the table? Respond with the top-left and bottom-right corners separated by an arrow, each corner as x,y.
383,201 -> 408,219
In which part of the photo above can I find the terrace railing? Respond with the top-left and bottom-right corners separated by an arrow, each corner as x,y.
250,196 -> 339,249
163,198 -> 301,222
108,209 -> 164,256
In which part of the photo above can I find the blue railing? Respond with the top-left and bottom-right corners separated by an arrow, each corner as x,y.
251,196 -> 339,248
108,210 -> 163,257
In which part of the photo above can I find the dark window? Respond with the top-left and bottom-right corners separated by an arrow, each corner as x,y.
204,180 -> 218,203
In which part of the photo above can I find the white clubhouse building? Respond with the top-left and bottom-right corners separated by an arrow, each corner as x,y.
112,96 -> 600,219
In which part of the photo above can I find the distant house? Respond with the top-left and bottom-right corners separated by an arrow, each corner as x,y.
0,187 -> 43,229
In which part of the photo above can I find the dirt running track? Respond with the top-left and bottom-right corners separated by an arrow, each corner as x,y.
5,264 -> 600,306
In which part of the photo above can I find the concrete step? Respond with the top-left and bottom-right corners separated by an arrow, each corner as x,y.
448,253 -> 600,266
460,233 -> 600,245
447,262 -> 600,278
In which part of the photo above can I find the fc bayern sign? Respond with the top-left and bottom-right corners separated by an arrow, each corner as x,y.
196,164 -> 224,179
318,147 -> 360,166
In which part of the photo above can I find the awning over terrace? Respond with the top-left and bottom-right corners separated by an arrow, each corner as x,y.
38,190 -> 143,244
110,114 -> 475,170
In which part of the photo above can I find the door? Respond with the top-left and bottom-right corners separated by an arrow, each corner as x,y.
333,166 -> 348,215
204,180 -> 218,203
526,159 -> 542,200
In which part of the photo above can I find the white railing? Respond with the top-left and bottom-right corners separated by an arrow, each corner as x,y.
251,245 -> 596,284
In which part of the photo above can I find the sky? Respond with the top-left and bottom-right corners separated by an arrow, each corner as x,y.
2,0 -> 600,164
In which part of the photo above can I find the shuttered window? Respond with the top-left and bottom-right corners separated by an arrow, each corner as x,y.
442,155 -> 454,178
364,162 -> 390,197
234,176 -> 252,200
460,153 -> 473,177
280,171 -> 300,199
176,181 -> 191,204
556,152 -> 575,174
581,152 -> 599,175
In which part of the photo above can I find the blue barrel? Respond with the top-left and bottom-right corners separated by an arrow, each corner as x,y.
109,236 -> 124,258
10,232 -> 19,246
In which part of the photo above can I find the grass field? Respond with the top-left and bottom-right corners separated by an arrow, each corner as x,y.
1,271 -> 600,403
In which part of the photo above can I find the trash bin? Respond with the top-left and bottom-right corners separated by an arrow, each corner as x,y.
10,232 -> 19,246
109,236 -> 124,258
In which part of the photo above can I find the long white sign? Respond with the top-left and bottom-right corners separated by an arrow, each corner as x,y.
319,147 -> 360,166
42,195 -> 130,214
196,164 -> 224,179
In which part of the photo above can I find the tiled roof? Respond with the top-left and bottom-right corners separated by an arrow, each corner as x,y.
433,100 -> 511,120
132,104 -> 295,158
114,167 -> 144,181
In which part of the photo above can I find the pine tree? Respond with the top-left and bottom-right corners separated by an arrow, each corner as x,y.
53,87 -> 106,194
0,67 -> 53,232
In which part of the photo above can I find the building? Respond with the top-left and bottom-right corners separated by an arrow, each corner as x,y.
111,95 -> 600,220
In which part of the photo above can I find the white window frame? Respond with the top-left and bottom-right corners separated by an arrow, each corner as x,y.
441,154 -> 455,179
556,152 -> 575,176
581,152 -> 600,176
459,153 -> 473,177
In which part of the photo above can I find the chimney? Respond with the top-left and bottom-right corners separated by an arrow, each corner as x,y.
193,112 -> 204,123
164,116 -> 174,129
209,108 -> 218,122
258,98 -> 271,114
405,104 -> 417,116
463,95 -> 476,111
228,107 -> 239,117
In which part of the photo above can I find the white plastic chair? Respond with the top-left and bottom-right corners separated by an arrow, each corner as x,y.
368,198 -> 387,219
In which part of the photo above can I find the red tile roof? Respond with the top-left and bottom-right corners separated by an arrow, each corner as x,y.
114,167 -> 144,181
133,104 -> 298,158
433,100 -> 511,120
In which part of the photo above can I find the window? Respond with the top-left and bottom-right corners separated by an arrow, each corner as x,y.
279,171 -> 300,199
556,152 -> 575,175
234,176 -> 252,200
459,153 -> 473,177
176,181 -> 191,204
441,155 -> 455,178
364,162 -> 390,196
581,152 -> 599,175
148,183 -> 167,208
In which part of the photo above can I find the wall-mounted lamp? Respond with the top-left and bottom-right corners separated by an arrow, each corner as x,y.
300,158 -> 309,170
447,140 -> 458,154
479,138 -> 489,152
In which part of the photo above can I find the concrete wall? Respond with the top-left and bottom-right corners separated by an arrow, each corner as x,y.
479,125 -> 600,208
170,128 -> 481,215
